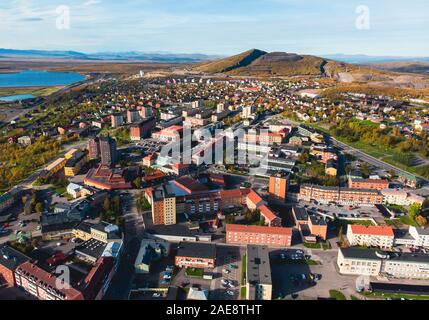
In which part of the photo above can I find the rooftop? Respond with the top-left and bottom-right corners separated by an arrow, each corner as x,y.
176,242 -> 216,260
350,225 -> 394,237
0,245 -> 30,271
247,245 -> 272,285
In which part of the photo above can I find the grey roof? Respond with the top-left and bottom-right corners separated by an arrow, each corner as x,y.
292,207 -> 308,221
0,245 -> 30,271
75,238 -> 107,260
246,245 -> 272,286
309,215 -> 327,226
412,227 -> 429,236
176,242 -> 216,260
340,248 -> 429,264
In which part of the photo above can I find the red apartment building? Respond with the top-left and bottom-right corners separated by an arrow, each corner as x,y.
226,224 -> 292,247
299,184 -> 383,206
348,178 -> 390,190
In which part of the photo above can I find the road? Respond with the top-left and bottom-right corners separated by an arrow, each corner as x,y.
279,116 -> 429,186
330,136 -> 429,185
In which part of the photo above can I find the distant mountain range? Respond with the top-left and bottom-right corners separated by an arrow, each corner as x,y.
321,54 -> 429,64
0,48 -> 221,63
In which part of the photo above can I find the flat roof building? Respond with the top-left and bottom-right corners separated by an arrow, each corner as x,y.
175,242 -> 217,269
246,245 -> 272,300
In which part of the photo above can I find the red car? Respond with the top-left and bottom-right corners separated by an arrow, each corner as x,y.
3,223 -> 12,228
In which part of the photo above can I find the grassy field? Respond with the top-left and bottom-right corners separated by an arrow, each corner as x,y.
241,255 -> 247,285
0,86 -> 64,97
185,268 -> 204,278
329,290 -> 347,300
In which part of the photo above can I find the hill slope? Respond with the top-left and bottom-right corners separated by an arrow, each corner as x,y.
194,49 -> 332,77
193,49 -> 267,74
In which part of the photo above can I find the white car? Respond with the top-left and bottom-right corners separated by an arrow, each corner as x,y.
221,279 -> 229,285
152,293 -> 161,298
226,290 -> 234,296
222,269 -> 230,274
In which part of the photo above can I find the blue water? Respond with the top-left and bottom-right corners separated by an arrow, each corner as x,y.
0,94 -> 35,102
0,70 -> 85,88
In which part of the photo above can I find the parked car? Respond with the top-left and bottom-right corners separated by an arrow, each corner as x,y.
226,290 -> 234,296
152,293 -> 161,298
222,268 -> 230,274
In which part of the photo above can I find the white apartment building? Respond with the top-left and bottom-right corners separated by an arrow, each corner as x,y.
337,248 -> 429,280
347,225 -> 395,249
381,188 -> 426,206
409,226 -> 429,248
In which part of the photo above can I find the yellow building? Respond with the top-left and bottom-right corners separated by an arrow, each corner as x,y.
44,157 -> 67,179
64,151 -> 87,177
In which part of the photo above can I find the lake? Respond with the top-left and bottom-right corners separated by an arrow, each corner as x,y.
0,70 -> 85,88
0,94 -> 35,102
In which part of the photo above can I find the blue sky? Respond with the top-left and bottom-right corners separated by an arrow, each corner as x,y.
0,0 -> 428,56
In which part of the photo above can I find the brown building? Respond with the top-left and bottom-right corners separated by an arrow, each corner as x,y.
226,224 -> 292,247
299,184 -> 383,206
87,136 -> 100,160
348,178 -> 389,190
15,261 -> 85,300
269,172 -> 289,202
130,117 -> 156,141
175,242 -> 217,269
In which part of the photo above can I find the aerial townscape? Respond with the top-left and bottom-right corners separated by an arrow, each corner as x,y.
0,0 -> 429,306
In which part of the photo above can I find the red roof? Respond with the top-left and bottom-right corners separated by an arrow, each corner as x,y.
350,225 -> 394,237
220,188 -> 250,199
258,205 -> 278,223
226,224 -> 292,236
16,262 -> 84,300
247,190 -> 264,207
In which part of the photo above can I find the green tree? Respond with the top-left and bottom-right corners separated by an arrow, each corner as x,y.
409,203 -> 422,220
133,177 -> 142,189
35,202 -> 44,214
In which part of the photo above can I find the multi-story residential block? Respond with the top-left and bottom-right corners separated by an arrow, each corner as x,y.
152,125 -> 183,142
151,184 -> 177,226
408,226 -> 429,248
246,245 -> 272,301
15,261 -> 85,300
87,136 -> 100,159
175,242 -> 216,269
130,117 -> 156,141
226,224 -> 292,247
348,177 -> 390,190
308,215 -> 328,240
127,109 -> 140,123
111,113 -> 124,128
64,151 -> 87,177
268,172 -> 289,202
337,247 -> 429,279
139,106 -> 153,119
43,157 -> 67,179
347,225 -> 395,249
381,188 -> 426,206
99,135 -> 118,167
299,184 -> 383,206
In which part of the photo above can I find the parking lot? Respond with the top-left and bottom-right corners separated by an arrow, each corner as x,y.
270,248 -> 358,300
210,245 -> 244,300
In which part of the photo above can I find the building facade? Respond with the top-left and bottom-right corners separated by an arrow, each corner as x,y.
226,224 -> 292,247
